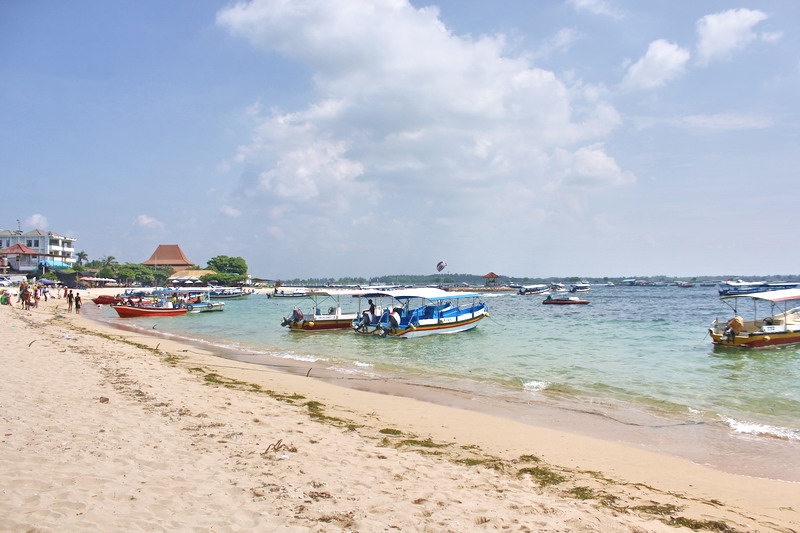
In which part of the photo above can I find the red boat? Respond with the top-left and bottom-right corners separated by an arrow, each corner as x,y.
92,295 -> 123,305
111,305 -> 189,317
543,296 -> 589,305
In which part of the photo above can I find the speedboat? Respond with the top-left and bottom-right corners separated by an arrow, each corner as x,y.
353,288 -> 488,338
569,283 -> 591,293
709,288 -> 800,348
543,295 -> 589,305
518,284 -> 550,295
280,289 -> 374,331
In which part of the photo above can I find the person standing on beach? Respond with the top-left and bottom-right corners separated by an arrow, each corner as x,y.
74,293 -> 82,314
67,290 -> 74,312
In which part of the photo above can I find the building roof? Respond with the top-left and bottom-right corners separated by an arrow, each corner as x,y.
143,244 -> 194,267
0,243 -> 39,255
483,272 -> 500,278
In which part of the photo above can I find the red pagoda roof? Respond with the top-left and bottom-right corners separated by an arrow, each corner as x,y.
143,245 -> 194,267
0,243 -> 39,255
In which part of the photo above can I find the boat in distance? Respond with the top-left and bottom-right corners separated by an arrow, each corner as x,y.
543,295 -> 589,305
268,287 -> 309,298
518,284 -> 550,295
717,279 -> 800,296
353,288 -> 488,339
709,288 -> 800,348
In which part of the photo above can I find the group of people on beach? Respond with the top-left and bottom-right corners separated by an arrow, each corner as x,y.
2,280 -> 81,313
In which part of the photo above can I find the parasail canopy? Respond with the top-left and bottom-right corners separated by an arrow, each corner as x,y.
436,261 -> 447,272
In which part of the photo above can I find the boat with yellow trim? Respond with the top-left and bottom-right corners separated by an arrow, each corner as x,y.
709,288 -> 800,348
353,288 -> 488,339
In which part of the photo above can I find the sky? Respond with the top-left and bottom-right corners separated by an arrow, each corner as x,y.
2,0 -> 799,279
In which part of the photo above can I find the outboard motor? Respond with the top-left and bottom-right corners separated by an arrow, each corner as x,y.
389,311 -> 401,330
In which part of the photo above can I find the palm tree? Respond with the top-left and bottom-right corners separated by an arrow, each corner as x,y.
102,255 -> 116,266
76,251 -> 88,265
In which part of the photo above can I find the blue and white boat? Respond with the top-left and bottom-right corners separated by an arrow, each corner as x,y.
718,280 -> 800,296
353,288 -> 488,339
209,286 -> 251,299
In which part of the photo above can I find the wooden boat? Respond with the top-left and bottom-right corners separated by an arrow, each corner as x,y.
518,284 -> 550,295
709,288 -> 800,348
111,305 -> 189,317
280,289 -> 372,331
353,288 -> 488,338
543,296 -> 589,305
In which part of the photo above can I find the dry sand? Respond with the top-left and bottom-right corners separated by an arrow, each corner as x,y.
1,289 -> 799,532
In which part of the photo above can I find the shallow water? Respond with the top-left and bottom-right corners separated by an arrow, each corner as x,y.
89,285 -> 800,474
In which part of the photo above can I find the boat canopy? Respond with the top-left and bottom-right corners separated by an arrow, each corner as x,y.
363,288 -> 480,301
305,289 -> 373,298
721,288 -> 800,302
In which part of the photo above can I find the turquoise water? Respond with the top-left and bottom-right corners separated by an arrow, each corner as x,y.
91,286 -> 800,443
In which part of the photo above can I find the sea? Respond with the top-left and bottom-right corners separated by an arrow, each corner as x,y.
87,284 -> 800,482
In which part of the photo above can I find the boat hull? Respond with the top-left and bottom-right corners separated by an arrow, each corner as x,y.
111,305 -> 189,317
543,299 -> 589,305
709,329 -> 800,348
92,295 -> 122,305
355,311 -> 488,338
289,317 -> 356,331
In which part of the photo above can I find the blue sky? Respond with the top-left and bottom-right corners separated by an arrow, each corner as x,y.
2,0 -> 798,279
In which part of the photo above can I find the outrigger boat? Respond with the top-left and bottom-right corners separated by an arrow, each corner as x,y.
280,289 -> 376,331
353,288 -> 488,338
518,284 -> 550,295
709,288 -> 800,348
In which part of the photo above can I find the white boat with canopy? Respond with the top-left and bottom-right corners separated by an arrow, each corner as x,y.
353,288 -> 488,339
709,288 -> 800,348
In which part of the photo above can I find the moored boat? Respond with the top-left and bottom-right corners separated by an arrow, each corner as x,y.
569,282 -> 591,293
280,289 -> 373,331
518,284 -> 550,295
543,295 -> 589,305
353,288 -> 488,338
709,288 -> 800,348
268,287 -> 309,298
111,305 -> 189,317
718,279 -> 800,296
209,286 -> 251,299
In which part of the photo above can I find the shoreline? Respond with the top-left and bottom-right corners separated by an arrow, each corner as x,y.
84,289 -> 800,484
3,290 -> 800,531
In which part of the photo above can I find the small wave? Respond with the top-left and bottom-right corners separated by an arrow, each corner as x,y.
523,380 -> 550,392
330,366 -> 379,378
722,416 -> 800,441
353,360 -> 374,368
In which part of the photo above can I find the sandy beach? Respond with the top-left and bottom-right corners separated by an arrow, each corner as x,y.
2,289 -> 799,532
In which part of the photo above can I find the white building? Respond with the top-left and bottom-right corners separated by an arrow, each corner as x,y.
0,229 -> 77,271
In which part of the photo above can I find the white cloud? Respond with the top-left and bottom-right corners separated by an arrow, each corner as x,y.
622,39 -> 690,90
216,0 -> 632,258
534,28 -> 582,59
696,8 -> 768,66
566,0 -> 624,19
679,113 -> 772,130
552,143 -> 635,190
24,214 -> 48,230
134,214 -> 164,230
220,205 -> 242,217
